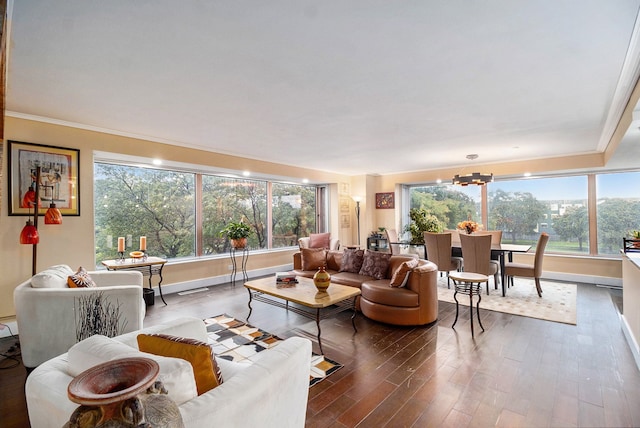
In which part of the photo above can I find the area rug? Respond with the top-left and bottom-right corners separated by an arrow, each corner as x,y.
203,314 -> 342,387
437,277 -> 577,325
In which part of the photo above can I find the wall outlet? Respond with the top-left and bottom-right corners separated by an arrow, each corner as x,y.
228,264 -> 234,270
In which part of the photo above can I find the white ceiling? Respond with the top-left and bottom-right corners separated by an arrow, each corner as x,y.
6,1 -> 640,176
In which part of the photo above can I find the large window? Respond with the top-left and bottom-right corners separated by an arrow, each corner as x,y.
488,176 -> 588,253
272,183 -> 316,248
95,164 -> 196,262
409,172 -> 640,256
408,184 -> 481,230
201,176 -> 267,254
597,172 -> 640,254
95,162 -> 319,263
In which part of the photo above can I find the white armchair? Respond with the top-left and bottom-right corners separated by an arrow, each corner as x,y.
14,265 -> 146,369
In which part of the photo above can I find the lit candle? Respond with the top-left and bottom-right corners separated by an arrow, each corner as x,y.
140,236 -> 147,251
117,237 -> 125,252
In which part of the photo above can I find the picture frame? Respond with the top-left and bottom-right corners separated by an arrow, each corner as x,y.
375,192 -> 395,209
340,214 -> 351,228
8,140 -> 80,216
340,196 -> 350,213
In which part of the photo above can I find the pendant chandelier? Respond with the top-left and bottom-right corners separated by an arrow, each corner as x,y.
452,154 -> 494,186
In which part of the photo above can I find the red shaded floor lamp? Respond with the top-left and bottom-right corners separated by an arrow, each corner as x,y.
19,166 -> 62,275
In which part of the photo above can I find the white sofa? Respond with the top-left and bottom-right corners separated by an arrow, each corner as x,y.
14,264 -> 146,368
26,317 -> 312,428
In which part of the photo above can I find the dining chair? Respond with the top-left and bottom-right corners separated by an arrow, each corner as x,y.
474,230 -> 502,289
444,229 -> 464,265
459,233 -> 499,294
423,232 -> 461,288
504,232 -> 549,297
385,229 -> 401,255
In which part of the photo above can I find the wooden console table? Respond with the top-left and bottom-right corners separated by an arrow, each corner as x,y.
102,256 -> 168,305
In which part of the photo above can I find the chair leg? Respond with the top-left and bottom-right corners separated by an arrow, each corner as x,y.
447,274 -> 451,289
469,290 -> 474,337
535,278 -> 542,297
452,289 -> 460,328
476,288 -> 485,332
494,273 -> 499,289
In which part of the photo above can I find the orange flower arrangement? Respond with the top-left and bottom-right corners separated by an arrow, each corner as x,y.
457,220 -> 482,234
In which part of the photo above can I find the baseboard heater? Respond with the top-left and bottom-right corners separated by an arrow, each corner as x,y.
178,287 -> 210,296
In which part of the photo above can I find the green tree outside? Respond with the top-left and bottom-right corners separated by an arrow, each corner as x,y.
488,190 -> 546,244
552,205 -> 588,251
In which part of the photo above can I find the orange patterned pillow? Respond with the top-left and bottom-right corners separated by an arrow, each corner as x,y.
67,267 -> 97,288
137,334 -> 223,395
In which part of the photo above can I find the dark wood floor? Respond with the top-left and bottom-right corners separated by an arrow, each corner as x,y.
2,281 -> 640,427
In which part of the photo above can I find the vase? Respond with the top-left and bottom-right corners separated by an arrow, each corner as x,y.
313,266 -> 331,292
66,357 -> 184,428
231,237 -> 247,249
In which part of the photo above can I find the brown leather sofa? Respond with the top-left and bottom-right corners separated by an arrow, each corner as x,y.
292,250 -> 439,326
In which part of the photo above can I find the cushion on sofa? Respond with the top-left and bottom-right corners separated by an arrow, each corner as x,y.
361,281 -> 420,307
339,248 -> 365,273
326,250 -> 343,271
359,251 -> 391,280
309,233 -> 331,249
138,334 -> 224,396
300,248 -> 327,271
31,264 -> 74,288
67,266 -> 97,288
68,334 -> 198,405
390,259 -> 419,287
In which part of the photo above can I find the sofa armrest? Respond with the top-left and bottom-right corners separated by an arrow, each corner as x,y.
14,283 -> 145,368
91,270 -> 143,287
293,252 -> 303,270
25,354 -> 77,428
178,337 -> 312,427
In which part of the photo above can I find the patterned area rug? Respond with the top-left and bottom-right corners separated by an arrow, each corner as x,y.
437,276 -> 577,325
203,314 -> 343,387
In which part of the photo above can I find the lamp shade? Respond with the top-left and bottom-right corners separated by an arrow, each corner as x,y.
21,186 -> 39,208
20,220 -> 39,244
44,203 -> 63,225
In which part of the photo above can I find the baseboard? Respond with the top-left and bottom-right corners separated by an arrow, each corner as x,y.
158,263 -> 294,295
621,314 -> 640,372
542,272 -> 622,288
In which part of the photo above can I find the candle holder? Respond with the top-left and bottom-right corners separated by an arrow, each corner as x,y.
117,251 -> 125,261
142,249 -> 148,261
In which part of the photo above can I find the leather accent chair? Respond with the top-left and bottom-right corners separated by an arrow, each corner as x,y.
360,256 -> 439,326
298,236 -> 341,250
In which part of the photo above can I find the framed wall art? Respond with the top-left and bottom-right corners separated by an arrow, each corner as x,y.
8,140 -> 80,216
340,196 -> 350,213
375,192 -> 395,209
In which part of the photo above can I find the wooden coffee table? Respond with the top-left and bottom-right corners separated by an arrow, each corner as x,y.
244,276 -> 361,354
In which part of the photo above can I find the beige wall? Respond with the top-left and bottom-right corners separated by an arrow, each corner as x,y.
1,116 -> 624,319
0,117 -> 351,318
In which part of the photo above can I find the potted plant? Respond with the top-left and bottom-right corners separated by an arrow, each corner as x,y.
219,220 -> 253,248
402,208 -> 443,245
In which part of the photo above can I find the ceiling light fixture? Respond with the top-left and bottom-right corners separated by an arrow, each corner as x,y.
452,154 -> 494,186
